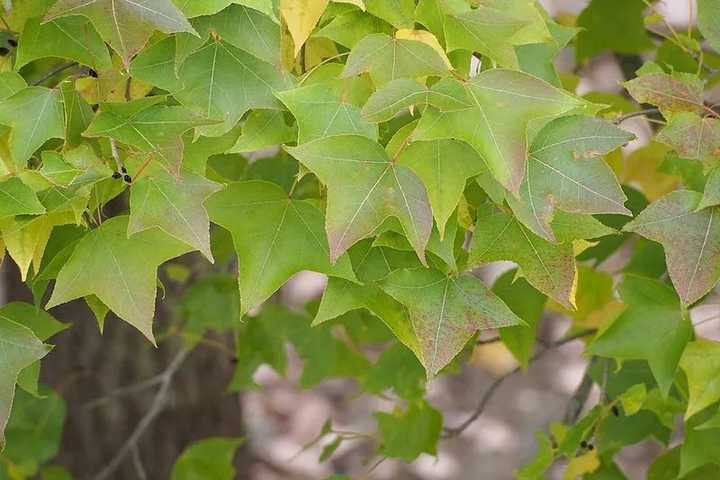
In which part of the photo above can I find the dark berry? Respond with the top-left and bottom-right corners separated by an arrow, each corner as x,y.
112,172 -> 122,179
88,69 -> 98,78
121,166 -> 127,174
587,443 -> 594,451
612,405 -> 619,417
123,174 -> 132,183
7,39 -> 17,47
0,47 -> 9,56
580,440 -> 588,449
91,104 -> 99,112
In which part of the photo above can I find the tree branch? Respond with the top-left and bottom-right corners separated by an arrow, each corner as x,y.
563,357 -> 597,424
31,62 -> 77,86
90,348 -> 191,480
443,329 -> 596,438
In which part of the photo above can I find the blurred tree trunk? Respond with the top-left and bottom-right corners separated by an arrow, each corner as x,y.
2,260 -> 251,479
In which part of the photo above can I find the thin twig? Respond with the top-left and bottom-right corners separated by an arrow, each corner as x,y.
476,335 -> 501,345
32,62 -> 77,86
563,357 -> 597,424
81,375 -> 164,411
443,329 -> 596,438
109,138 -> 123,172
613,108 -> 660,124
90,349 -> 191,480
131,445 -> 147,480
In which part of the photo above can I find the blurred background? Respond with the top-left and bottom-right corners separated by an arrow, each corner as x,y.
3,0 -> 720,479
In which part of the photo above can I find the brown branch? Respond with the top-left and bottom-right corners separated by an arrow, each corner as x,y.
90,348 -> 191,480
563,357 -> 597,424
443,329 -> 596,438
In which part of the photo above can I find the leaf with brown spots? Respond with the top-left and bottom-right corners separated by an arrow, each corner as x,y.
379,267 -> 522,377
624,72 -> 707,117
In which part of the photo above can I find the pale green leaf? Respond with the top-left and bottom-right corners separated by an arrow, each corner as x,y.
46,215 -> 192,342
680,339 -> 720,419
206,180 -> 357,315
286,134 -> 433,264
171,437 -> 243,480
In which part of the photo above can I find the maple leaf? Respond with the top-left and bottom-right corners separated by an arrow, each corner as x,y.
206,180 -> 357,316
128,170 -> 222,261
588,275 -> 692,396
45,0 -> 196,67
413,71 -> 595,192
625,190 -> 720,305
46,216 -> 192,342
0,315 -> 51,448
680,339 -> 720,419
0,178 -> 45,219
507,115 -> 633,241
379,268 -> 522,377
84,96 -> 214,173
0,87 -> 64,170
174,39 -> 292,136
286,134 -> 433,264
276,83 -> 377,144
468,205 -> 577,308
341,33 -> 449,86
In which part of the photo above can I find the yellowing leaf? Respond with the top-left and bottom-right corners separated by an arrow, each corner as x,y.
280,0 -> 329,56
395,29 -> 452,67
563,450 -> 600,480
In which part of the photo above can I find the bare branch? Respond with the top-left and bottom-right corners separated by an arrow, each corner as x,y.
443,329 -> 596,438
91,348 -> 191,480
563,357 -> 597,424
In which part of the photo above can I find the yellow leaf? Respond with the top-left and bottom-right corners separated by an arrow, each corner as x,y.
281,0 -> 329,57
621,143 -> 680,201
395,29 -> 452,68
563,450 -> 600,480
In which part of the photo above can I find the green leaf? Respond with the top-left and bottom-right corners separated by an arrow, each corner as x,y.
575,0 -> 652,63
0,177 -> 45,219
364,0 -> 414,29
618,383 -> 647,416
588,275 -> 692,396
625,190 -> 720,305
314,9 -> 392,49
698,0 -> 720,55
175,39 -> 292,136
229,110 -> 296,153
286,134 -> 433,264
624,72 -> 706,117
413,72 -> 593,192
0,316 -> 51,448
276,83 -> 377,144
129,170 -> 221,261
361,78 -> 467,123
130,36 -> 184,92
46,215 -> 192,342
314,242 -> 421,357
680,339 -> 720,419
468,205 -> 577,309
493,269 -> 546,370
656,112 -> 720,162
180,274 -> 240,340
206,180 -> 356,315
379,267 -> 522,377
15,15 -> 111,70
0,87 -> 64,170
85,97 -> 213,173
0,72 -> 27,100
59,80 -> 94,148
375,400 -> 442,461
508,116 -> 632,242
515,432 -> 554,480
341,33 -> 448,86
200,4 -> 280,65
396,139 -> 482,238
362,343 -> 425,400
171,437 -> 243,480
680,411 -> 720,476
700,167 -> 720,210
444,5 -> 530,68
45,0 -> 196,67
